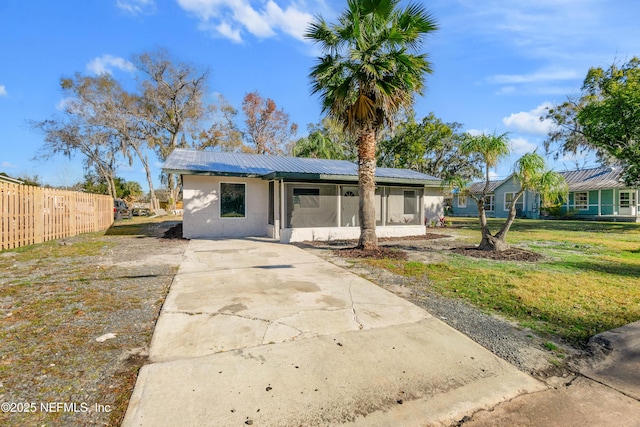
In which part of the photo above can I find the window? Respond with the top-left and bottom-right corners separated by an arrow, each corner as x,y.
220,183 -> 245,218
504,192 -> 523,212
457,195 -> 467,208
293,188 -> 320,208
574,192 -> 588,210
404,190 -> 417,214
484,195 -> 495,212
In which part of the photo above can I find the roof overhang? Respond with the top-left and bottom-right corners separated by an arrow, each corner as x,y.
166,168 -> 439,187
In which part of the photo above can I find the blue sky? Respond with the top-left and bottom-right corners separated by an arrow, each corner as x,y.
1,0 -> 639,190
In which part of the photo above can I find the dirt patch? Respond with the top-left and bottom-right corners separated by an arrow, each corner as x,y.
162,222 -> 186,240
334,246 -> 408,260
450,246 -> 545,262
308,233 -> 451,260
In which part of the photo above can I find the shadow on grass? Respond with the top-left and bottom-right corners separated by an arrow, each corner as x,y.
551,259 -> 640,278
451,217 -> 640,234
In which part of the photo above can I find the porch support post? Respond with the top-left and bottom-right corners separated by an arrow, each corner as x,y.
280,179 -> 285,230
382,187 -> 387,226
420,187 -> 425,226
336,185 -> 341,227
598,190 -> 602,216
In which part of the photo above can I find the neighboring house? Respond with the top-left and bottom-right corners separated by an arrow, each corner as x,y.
0,174 -> 24,185
163,149 -> 443,242
453,175 -> 539,219
451,166 -> 639,222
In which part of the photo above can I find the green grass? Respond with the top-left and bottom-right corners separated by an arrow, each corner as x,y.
368,217 -> 640,347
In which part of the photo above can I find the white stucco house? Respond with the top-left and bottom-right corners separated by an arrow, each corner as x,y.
163,149 -> 444,243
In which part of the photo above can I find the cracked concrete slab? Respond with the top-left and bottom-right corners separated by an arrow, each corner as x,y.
126,319 -> 544,427
149,239 -> 430,362
124,238 -> 546,426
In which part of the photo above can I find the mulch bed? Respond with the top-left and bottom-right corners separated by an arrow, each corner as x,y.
334,246 -> 408,260
450,246 -> 544,262
326,232 -> 543,262
329,233 -> 451,260
378,232 -> 450,242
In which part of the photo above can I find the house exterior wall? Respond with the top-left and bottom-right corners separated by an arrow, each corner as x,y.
451,177 -> 540,219
281,225 -> 427,243
183,175 -> 445,240
558,188 -> 639,219
424,187 -> 445,221
182,175 -> 269,239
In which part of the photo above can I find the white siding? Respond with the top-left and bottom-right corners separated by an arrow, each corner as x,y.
182,175 -> 269,239
423,187 -> 444,220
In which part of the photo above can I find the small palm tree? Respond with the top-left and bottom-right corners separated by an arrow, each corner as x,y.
460,133 -> 567,251
306,0 -> 438,249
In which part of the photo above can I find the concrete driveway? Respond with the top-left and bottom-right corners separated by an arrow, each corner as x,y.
123,238 -> 544,426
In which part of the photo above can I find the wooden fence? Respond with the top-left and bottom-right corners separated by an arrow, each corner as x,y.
1,182 -> 114,250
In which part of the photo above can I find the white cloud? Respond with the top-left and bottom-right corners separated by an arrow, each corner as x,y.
116,0 -> 156,14
87,54 -> 136,75
264,0 -> 313,41
488,170 -> 500,180
489,69 -> 580,85
0,85 -> 7,96
215,21 -> 242,43
1,161 -> 19,169
465,128 -> 487,137
177,0 -> 313,42
509,137 -> 537,155
502,102 -> 557,135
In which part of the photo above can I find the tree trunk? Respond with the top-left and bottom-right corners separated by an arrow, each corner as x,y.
357,128 -> 378,250
133,145 -> 159,210
477,190 -> 524,252
477,233 -> 510,252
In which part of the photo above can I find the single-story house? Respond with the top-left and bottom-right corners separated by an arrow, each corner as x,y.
452,175 -> 540,219
0,174 -> 24,185
451,166 -> 639,222
163,149 -> 444,242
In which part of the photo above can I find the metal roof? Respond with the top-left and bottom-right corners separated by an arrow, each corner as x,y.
463,166 -> 628,194
559,166 -> 627,191
163,149 -> 440,185
468,180 -> 503,194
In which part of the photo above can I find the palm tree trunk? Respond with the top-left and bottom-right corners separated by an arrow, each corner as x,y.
358,128 -> 378,250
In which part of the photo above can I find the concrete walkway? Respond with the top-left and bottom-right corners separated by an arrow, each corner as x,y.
122,238 -> 546,426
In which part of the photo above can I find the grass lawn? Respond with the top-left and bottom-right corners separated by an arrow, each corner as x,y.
368,217 -> 640,347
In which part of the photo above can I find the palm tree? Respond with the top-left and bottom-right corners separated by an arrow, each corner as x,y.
306,0 -> 438,249
460,133 -> 567,251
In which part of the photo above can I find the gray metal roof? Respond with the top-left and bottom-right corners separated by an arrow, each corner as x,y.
468,180 -> 503,194
559,166 -> 627,191
463,166 -> 628,194
163,149 -> 440,185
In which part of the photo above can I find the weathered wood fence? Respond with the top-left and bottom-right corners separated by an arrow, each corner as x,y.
1,182 -> 114,250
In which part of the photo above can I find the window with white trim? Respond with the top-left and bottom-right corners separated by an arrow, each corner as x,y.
457,195 -> 467,208
504,192 -> 523,212
574,192 -> 588,210
484,195 -> 495,212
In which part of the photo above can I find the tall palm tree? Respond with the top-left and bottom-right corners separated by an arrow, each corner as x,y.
306,0 -> 438,249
